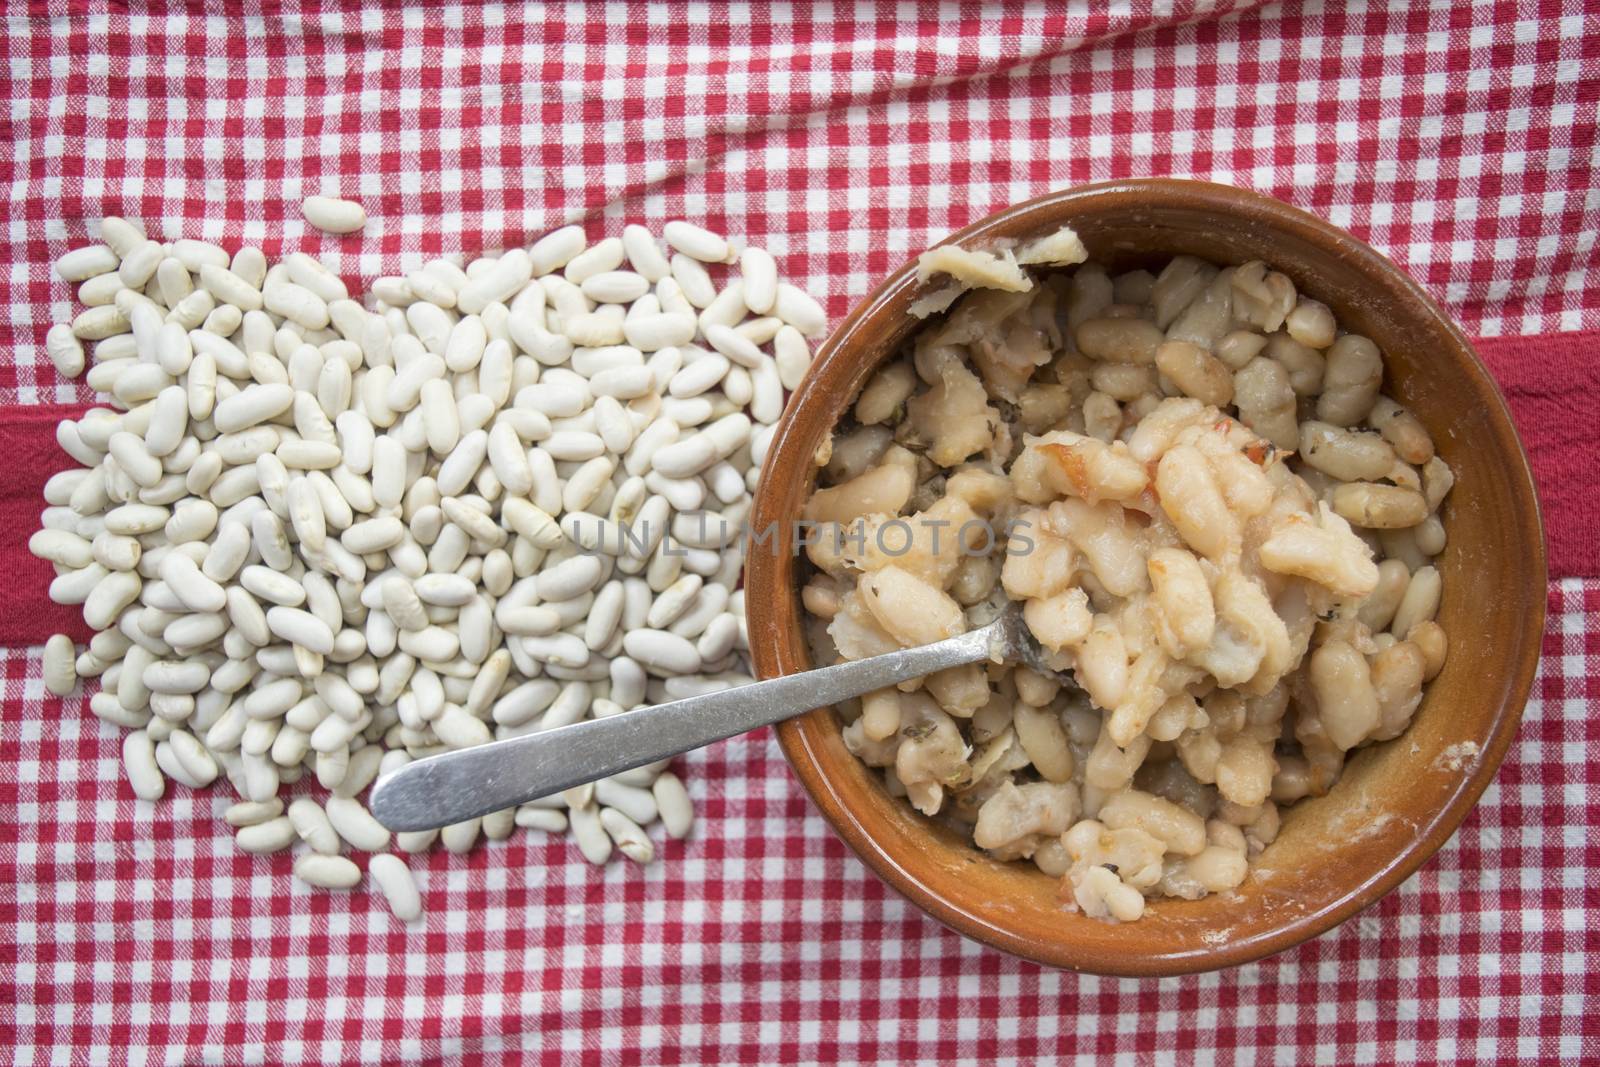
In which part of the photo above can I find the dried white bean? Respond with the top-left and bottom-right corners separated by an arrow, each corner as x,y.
294,854 -> 361,889
569,805 -> 613,864
773,325 -> 812,389
325,796 -> 391,852
669,353 -> 730,398
45,324 -> 86,378
287,798 -> 342,854
516,807 -> 569,833
122,730 -> 165,800
740,247 -> 778,314
58,244 -> 119,281
565,238 -> 626,285
581,270 -> 650,304
33,216 -> 815,908
620,224 -> 670,281
368,854 -> 423,921
302,196 -> 367,234
530,225 -> 587,275
457,250 -> 532,315
652,772 -> 694,838
664,221 -> 730,262
622,629 -> 701,674
224,799 -> 283,827
774,282 -> 826,336
236,816 -> 297,854
43,634 -> 78,696
596,779 -> 658,824
440,818 -> 480,854
599,807 -> 655,864
670,254 -> 717,308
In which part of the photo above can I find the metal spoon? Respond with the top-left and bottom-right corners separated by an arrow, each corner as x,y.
369,602 -> 1065,833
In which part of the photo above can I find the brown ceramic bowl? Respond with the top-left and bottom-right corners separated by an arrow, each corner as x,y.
744,179 -> 1545,976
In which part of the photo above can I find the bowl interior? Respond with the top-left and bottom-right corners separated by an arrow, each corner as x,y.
744,180 -> 1545,975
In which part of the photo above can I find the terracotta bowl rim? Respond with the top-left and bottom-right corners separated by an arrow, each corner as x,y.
746,177 -> 1546,975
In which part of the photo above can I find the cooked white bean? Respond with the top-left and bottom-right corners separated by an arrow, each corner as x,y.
1318,334 -> 1384,426
1391,564 -> 1441,638
796,245 -> 1465,918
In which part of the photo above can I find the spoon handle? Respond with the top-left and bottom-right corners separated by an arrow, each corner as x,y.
369,622 -> 997,832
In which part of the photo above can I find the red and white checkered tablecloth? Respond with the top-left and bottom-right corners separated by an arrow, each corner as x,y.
2,2 -> 1598,1064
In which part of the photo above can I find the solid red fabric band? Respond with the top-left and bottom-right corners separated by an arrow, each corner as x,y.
1473,331 -> 1600,580
2,403 -> 95,645
0,330 -> 1591,646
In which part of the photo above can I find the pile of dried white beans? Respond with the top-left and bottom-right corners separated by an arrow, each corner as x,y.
33,200 -> 826,919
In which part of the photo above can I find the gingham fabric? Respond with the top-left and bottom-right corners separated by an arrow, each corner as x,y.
3,2 -> 1597,1064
